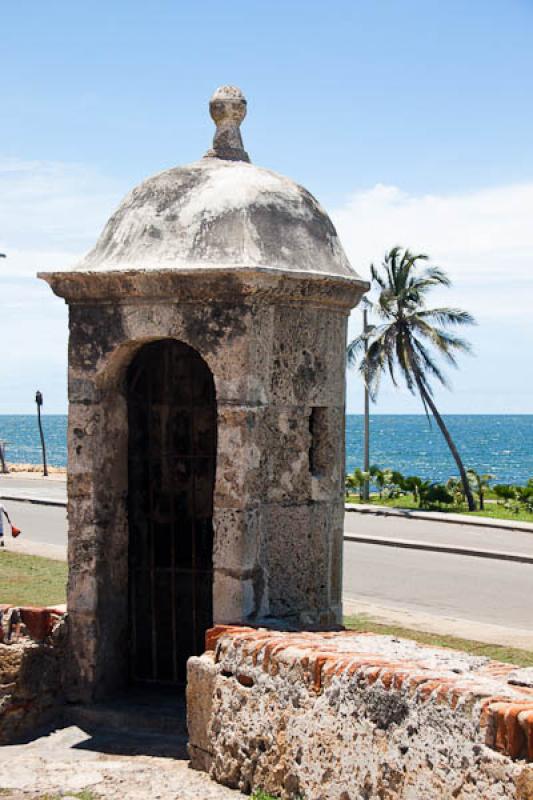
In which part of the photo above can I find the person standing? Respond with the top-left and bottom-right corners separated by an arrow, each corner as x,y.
0,501 -> 13,548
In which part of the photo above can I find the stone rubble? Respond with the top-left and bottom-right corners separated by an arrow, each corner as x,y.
0,606 -> 66,744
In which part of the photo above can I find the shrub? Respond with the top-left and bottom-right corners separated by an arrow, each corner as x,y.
493,484 -> 517,502
419,482 -> 454,508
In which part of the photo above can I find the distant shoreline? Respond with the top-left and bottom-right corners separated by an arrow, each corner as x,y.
4,463 -> 66,475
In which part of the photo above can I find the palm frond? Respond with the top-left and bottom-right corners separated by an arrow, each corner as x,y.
346,334 -> 366,367
352,246 -> 473,406
358,323 -> 399,401
416,307 -> 476,327
419,266 -> 451,287
431,328 -> 473,353
410,318 -> 472,365
370,262 -> 386,290
394,330 -> 416,393
412,337 -> 450,389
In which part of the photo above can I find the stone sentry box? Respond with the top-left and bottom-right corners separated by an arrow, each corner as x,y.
39,86 -> 368,702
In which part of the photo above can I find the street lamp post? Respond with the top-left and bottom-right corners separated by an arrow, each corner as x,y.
35,390 -> 48,477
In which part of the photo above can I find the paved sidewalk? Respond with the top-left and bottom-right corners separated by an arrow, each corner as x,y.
343,596 -> 533,651
0,475 -> 67,506
344,532 -> 533,564
346,501 -> 533,533
0,724 -> 239,799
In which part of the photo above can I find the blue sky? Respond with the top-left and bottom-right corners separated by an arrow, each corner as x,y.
1,0 -> 532,413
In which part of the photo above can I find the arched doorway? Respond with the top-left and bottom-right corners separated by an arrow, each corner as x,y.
127,340 -> 216,686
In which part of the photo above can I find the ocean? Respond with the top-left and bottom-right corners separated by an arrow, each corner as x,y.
0,414 -> 531,485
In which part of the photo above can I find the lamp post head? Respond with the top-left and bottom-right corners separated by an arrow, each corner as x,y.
35,390 -> 43,406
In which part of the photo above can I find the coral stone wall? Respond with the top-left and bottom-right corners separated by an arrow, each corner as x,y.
187,626 -> 533,800
0,606 -> 65,743
61,271 -> 358,701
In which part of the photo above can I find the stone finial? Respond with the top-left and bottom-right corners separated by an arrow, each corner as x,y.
205,86 -> 250,163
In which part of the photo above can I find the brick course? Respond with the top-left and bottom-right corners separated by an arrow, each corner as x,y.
188,625 -> 533,799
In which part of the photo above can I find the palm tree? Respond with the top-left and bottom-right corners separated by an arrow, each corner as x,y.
347,246 -> 476,511
345,468 -> 368,499
467,469 -> 494,511
446,476 -> 465,506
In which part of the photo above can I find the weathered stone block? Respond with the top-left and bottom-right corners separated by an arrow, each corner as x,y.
212,508 -> 260,573
0,645 -> 24,685
67,571 -> 98,615
213,573 -> 256,624
68,376 -> 101,405
193,627 -> 533,799
67,471 -> 95,498
269,306 -> 347,406
187,652 -> 216,768
328,502 -> 345,611
255,407 -> 313,504
0,617 -> 65,744
259,502 -> 333,619
308,405 -> 345,501
214,406 -> 262,509
68,304 -> 126,372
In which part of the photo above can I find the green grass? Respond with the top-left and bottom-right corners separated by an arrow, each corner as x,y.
252,793 -> 280,800
344,613 -> 533,667
468,505 -> 533,523
0,551 -> 67,606
346,494 -> 533,523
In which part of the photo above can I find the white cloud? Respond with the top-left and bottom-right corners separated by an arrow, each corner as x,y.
332,182 -> 533,321
332,183 -> 533,413
0,157 -> 125,412
0,157 -> 125,276
0,162 -> 531,413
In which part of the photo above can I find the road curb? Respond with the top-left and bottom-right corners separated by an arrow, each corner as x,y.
345,503 -> 533,534
0,494 -> 67,508
344,533 -> 533,564
342,597 -> 533,651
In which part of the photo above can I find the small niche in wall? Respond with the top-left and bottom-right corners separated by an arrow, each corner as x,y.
309,407 -> 329,478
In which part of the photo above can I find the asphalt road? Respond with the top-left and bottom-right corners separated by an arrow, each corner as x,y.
344,510 -> 533,556
1,489 -> 532,634
1,500 -> 66,548
342,539 -> 532,629
0,476 -> 67,504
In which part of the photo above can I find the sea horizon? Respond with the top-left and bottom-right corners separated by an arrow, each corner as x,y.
2,412 -> 532,416
0,413 -> 532,485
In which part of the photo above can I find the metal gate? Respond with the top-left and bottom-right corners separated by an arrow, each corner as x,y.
127,340 -> 216,686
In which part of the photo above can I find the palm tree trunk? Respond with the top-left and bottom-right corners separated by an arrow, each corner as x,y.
405,343 -> 477,512
417,382 -> 476,511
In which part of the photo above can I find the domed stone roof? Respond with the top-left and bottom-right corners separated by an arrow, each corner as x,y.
63,87 -> 362,281
77,158 -> 357,278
